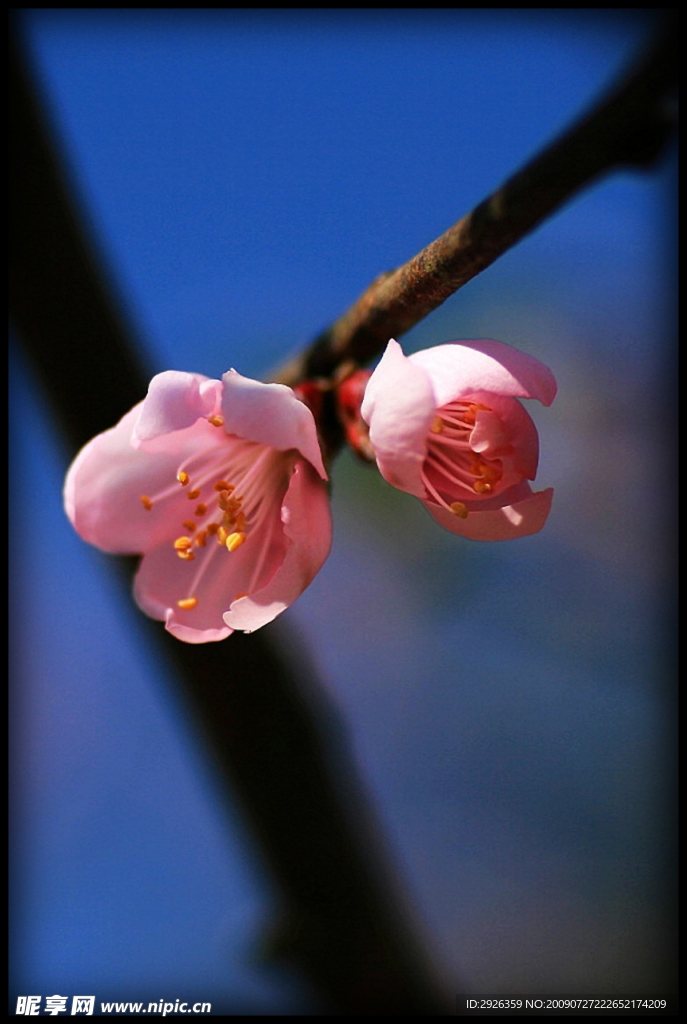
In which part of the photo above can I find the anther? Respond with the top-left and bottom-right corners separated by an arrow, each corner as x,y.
194,531 -> 208,547
450,501 -> 469,518
140,495 -> 153,510
177,597 -> 198,610
187,488 -> 201,500
177,471 -> 190,486
176,549 -> 195,561
183,520 -> 197,532
207,415 -> 225,428
430,416 -> 444,434
214,480 -> 233,492
173,536 -> 193,551
226,531 -> 247,552
195,503 -> 207,516
471,460 -> 501,493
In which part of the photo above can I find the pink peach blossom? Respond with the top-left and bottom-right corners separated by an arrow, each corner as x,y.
361,339 -> 557,541
65,370 -> 332,643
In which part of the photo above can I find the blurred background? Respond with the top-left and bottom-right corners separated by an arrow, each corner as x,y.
10,9 -> 676,1013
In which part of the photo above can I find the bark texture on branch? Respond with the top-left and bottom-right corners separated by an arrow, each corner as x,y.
275,20 -> 677,389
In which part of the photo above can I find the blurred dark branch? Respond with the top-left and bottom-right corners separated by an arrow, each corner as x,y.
9,28 -> 449,1014
275,18 -> 677,389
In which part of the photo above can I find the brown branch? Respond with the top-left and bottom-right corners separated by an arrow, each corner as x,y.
275,18 -> 677,389
9,24 -> 450,1014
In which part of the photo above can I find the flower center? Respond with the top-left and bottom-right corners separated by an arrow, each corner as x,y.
172,471 -> 248,559
421,400 -> 504,517
139,422 -> 293,610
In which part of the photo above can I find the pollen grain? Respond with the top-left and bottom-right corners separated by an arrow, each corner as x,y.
226,531 -> 247,552
450,501 -> 469,518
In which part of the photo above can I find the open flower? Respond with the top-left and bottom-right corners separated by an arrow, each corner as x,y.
360,338 -> 557,541
64,370 -> 332,643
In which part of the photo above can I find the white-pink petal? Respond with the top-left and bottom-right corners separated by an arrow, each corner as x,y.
134,542 -> 234,644
409,340 -> 557,409
221,371 -> 327,479
425,486 -> 554,541
468,390 -> 540,480
133,371 -> 222,447
360,339 -> 436,498
65,363 -> 333,644
65,409 -> 230,554
223,461 -> 332,633
133,540 -> 239,644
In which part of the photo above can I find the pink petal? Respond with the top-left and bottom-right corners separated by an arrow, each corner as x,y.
133,371 -> 222,447
133,542 -> 239,644
360,339 -> 436,498
64,410 -> 229,554
132,538 -> 236,642
468,390 -> 540,480
133,446 -> 301,642
223,461 -> 332,632
221,371 -> 327,479
469,409 -> 509,453
164,614 -> 233,644
409,340 -> 557,409
133,540 -> 234,643
425,485 -> 554,541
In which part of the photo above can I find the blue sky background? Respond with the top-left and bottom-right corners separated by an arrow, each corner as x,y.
11,10 -> 676,1012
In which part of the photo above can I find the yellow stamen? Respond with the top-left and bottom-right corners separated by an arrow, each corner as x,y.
173,536 -> 193,550
207,415 -> 225,428
450,501 -> 469,518
469,455 -> 502,494
187,488 -> 201,500
462,402 -> 488,426
176,549 -> 195,561
194,530 -> 208,547
177,471 -> 190,486
177,597 -> 198,610
140,495 -> 153,510
430,416 -> 444,434
195,503 -> 207,516
226,531 -> 247,553
217,525 -> 229,545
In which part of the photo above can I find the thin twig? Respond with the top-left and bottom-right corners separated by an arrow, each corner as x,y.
274,19 -> 677,389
